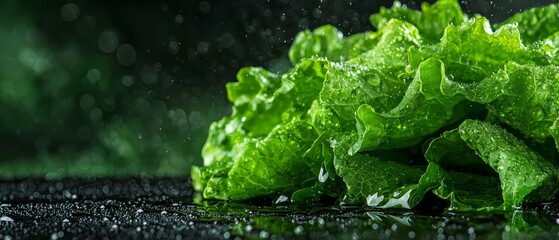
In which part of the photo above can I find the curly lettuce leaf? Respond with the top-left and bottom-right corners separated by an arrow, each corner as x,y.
194,0 -> 559,209
370,0 -> 466,42
430,166 -> 503,211
194,58 -> 329,200
227,67 -> 281,106
410,17 -> 551,84
288,25 -> 380,64
499,3 -> 559,44
278,59 -> 328,112
192,116 -> 245,193
226,60 -> 327,138
204,120 -> 318,200
226,67 -> 282,137
425,129 -> 503,211
425,120 -> 559,210
486,62 -> 559,143
352,58 -> 463,152
349,17 -> 545,153
319,62 -> 405,122
306,101 -> 350,135
332,134 -> 438,208
319,19 -> 422,122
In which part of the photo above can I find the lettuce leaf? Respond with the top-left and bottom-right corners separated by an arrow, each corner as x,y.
499,3 -> 559,44
223,120 -> 318,200
425,120 -> 559,210
352,58 -> 462,152
370,0 -> 466,42
486,62 -> 559,142
193,0 -> 559,211
194,59 -> 328,200
410,17 -> 551,83
319,19 -> 422,122
289,25 -> 380,64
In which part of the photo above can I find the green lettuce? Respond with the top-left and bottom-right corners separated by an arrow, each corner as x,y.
289,25 -> 380,64
425,120 -> 559,211
499,3 -> 559,44
370,0 -> 466,42
193,0 -> 559,211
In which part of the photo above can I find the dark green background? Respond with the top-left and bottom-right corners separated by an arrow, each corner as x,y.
0,0 -> 553,177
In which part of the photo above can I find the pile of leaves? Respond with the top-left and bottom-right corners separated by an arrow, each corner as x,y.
193,0 -> 559,211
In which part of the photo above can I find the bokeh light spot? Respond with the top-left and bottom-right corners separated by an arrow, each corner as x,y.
140,65 -> 159,85
89,108 -> 103,122
199,1 -> 212,13
116,44 -> 137,66
80,94 -> 96,110
121,75 -> 135,86
168,41 -> 179,55
87,68 -> 101,82
60,3 -> 80,22
97,31 -> 119,53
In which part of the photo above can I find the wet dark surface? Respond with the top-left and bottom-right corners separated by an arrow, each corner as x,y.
1,178 -> 559,239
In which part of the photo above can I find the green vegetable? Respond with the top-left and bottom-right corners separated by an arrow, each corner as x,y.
498,3 -> 559,44
193,0 -> 559,211
370,0 -> 466,42
425,120 -> 559,211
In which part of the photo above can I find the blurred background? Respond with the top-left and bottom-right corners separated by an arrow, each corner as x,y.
0,0 -> 554,178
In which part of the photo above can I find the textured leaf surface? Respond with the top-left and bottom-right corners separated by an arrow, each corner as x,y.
193,0 -> 559,210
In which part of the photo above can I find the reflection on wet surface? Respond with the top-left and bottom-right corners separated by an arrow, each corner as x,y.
1,178 -> 558,239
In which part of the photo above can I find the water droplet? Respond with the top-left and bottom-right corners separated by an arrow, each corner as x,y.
299,18 -> 309,28
294,226 -> 304,235
312,8 -> 322,19
175,14 -> 184,23
259,231 -> 269,238
366,193 -> 385,207
318,167 -> 328,182
408,231 -> 416,238
168,41 -> 180,55
0,216 -> 14,222
274,195 -> 289,204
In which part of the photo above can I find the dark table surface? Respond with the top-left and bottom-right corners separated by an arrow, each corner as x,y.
1,177 -> 559,239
